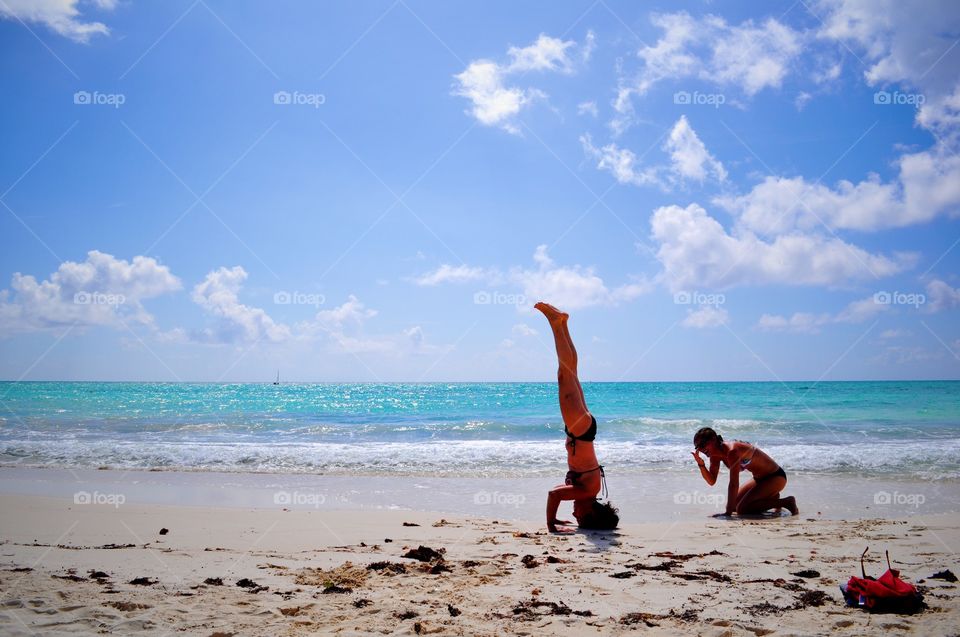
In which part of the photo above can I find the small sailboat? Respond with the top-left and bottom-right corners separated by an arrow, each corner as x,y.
273,370 -> 280,385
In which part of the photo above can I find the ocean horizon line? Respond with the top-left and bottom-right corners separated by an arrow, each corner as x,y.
2,378 -> 959,384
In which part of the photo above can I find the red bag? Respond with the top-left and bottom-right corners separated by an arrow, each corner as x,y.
841,548 -> 924,614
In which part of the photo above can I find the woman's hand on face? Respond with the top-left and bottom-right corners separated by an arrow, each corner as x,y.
692,450 -> 705,466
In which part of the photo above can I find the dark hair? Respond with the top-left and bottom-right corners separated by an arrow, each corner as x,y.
578,500 -> 619,530
694,427 -> 722,449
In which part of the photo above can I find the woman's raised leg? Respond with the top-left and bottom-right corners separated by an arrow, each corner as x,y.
535,302 -> 592,434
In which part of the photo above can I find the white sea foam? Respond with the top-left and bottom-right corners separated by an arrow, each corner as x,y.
2,439 -> 957,480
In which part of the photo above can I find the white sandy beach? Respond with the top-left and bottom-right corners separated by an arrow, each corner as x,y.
1,470 -> 957,636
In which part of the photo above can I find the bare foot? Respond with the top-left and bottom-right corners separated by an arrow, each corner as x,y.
783,496 -> 799,516
534,302 -> 568,325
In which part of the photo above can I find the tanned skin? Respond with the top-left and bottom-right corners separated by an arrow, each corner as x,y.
535,302 -> 603,533
693,439 -> 798,516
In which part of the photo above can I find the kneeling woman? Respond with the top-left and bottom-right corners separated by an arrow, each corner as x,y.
535,302 -> 619,533
692,427 -> 798,516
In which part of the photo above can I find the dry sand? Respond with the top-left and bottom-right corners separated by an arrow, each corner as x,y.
0,494 -> 957,636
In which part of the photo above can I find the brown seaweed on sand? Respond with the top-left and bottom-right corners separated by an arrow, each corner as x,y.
507,598 -> 593,621
402,545 -> 445,562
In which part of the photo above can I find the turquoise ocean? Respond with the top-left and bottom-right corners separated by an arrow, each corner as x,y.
1,381 -> 958,480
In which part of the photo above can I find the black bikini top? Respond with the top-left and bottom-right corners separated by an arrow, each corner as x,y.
565,415 -> 597,454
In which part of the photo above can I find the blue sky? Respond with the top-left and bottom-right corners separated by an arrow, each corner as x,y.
1,0 -> 958,381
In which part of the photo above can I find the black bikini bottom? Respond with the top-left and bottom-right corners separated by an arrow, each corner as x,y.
757,466 -> 786,483
565,465 -> 608,499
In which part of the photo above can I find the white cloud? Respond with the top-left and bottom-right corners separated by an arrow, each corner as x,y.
816,0 -> 960,135
580,134 -> 660,187
0,250 -> 181,335
412,264 -> 493,286
580,30 -> 596,64
583,116 -> 726,189
298,295 -> 440,356
706,15 -> 802,95
925,279 -> 960,313
301,296 -> 388,352
634,13 -> 702,95
695,2 -> 960,242
0,0 -> 115,43
192,267 -> 290,344
663,115 -> 727,183
610,85 -> 638,137
602,2 -> 960,298
577,101 -> 599,117
510,246 -> 652,310
756,312 -> 831,334
650,203 -> 913,291
834,295 -> 888,323
454,32 -> 592,133
411,245 -> 651,310
812,59 -> 843,84
609,279 -> 654,303
404,325 -> 424,349
509,259 -> 612,310
613,12 -> 802,132
512,323 -> 537,337
756,295 -> 888,333
714,147 -> 960,234
506,33 -> 578,73
682,305 -> 728,328
453,61 -> 532,133
313,294 -> 377,329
